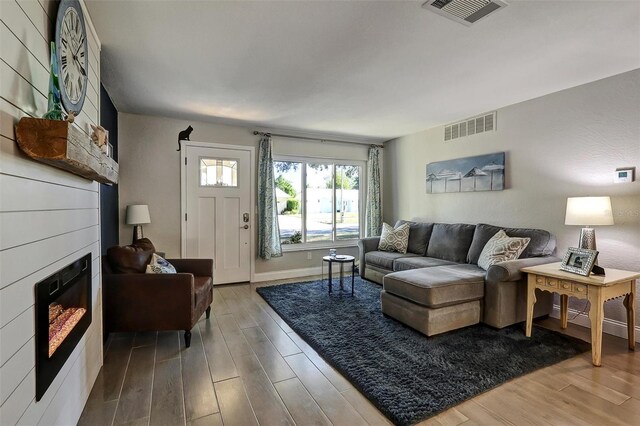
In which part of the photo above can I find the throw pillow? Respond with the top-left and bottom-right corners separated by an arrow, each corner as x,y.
145,253 -> 177,274
378,222 -> 410,254
106,238 -> 156,274
132,238 -> 156,252
478,230 -> 531,270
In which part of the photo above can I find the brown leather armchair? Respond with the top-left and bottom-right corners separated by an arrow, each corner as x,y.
102,257 -> 213,347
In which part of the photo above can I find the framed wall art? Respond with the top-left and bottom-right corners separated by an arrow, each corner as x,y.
426,152 -> 505,194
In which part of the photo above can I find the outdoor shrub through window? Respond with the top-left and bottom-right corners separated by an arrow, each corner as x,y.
274,159 -> 362,245
274,161 -> 302,244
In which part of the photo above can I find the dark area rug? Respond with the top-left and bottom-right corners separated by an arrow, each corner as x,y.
257,277 -> 590,426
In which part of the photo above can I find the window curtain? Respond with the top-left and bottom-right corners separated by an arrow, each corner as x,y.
258,135 -> 283,259
366,146 -> 382,237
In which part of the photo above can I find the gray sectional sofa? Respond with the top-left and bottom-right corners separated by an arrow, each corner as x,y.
358,221 -> 559,336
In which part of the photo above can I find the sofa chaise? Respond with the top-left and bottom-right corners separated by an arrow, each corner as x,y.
358,221 -> 559,335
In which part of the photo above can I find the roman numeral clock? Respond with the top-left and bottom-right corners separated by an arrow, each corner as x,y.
55,0 -> 88,115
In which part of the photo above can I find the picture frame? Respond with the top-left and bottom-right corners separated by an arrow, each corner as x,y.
560,247 -> 599,276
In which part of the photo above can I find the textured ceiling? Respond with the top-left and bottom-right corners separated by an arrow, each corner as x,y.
87,0 -> 640,142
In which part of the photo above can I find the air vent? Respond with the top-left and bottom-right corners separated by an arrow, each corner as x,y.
444,111 -> 497,142
423,0 -> 508,26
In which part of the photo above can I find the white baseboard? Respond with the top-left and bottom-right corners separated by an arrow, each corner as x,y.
252,266 -> 357,283
252,266 -> 322,282
550,304 -> 640,343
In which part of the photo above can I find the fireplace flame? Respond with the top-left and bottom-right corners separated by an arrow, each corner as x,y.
48,303 -> 86,357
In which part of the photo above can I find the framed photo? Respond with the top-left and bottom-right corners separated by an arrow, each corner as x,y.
560,247 -> 599,276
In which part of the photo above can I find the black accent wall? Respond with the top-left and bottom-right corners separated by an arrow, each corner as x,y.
100,84 -> 119,252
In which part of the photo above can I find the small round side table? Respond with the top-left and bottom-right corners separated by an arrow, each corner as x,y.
322,255 -> 356,295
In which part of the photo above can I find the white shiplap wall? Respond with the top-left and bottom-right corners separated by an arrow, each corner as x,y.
0,1 -> 103,425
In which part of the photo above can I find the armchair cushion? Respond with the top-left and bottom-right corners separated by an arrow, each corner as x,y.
107,238 -> 156,273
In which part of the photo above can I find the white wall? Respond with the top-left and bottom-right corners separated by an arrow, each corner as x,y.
384,69 -> 640,330
118,112 -> 369,276
0,1 -> 103,424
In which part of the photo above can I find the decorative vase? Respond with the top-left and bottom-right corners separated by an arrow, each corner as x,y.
43,42 -> 65,121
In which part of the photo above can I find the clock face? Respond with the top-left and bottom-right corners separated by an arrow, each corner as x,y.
55,0 -> 88,114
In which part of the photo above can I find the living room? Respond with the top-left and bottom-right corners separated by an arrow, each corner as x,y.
1,1 -> 639,425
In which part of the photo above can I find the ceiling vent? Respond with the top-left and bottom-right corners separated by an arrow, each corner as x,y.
444,111 -> 496,142
422,0 -> 508,26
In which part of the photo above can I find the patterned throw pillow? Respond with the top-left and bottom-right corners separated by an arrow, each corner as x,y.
378,222 -> 410,254
478,230 -> 531,270
145,253 -> 177,274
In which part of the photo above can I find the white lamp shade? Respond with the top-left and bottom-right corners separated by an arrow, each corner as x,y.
565,197 -> 614,226
125,204 -> 151,225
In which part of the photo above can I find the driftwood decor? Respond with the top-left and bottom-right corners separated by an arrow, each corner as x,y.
15,118 -> 118,184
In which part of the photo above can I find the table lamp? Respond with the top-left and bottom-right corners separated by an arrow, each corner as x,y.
125,204 -> 151,243
564,196 -> 613,250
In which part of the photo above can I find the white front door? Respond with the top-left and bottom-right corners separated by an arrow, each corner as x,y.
183,144 -> 252,284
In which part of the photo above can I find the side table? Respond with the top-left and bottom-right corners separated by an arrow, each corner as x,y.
521,262 -> 639,366
322,255 -> 356,295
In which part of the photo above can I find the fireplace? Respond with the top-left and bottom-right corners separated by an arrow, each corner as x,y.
35,253 -> 92,401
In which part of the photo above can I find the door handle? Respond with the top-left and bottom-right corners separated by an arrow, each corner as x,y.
242,224 -> 249,229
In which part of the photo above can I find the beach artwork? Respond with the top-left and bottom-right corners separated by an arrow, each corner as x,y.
426,152 -> 505,193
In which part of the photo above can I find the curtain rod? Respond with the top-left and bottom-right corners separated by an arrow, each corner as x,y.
253,131 -> 383,148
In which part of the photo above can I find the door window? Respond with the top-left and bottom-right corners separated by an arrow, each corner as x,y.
200,158 -> 238,187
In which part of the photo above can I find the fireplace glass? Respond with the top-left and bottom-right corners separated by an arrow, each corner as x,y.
35,253 -> 92,401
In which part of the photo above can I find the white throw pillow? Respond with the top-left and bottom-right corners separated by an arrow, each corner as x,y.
145,253 -> 177,274
378,222 -> 410,254
478,230 -> 530,270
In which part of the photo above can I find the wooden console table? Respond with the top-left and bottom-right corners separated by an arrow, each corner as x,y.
521,262 -> 639,366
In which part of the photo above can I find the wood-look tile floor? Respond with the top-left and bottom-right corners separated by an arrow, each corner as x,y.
79,278 -> 640,426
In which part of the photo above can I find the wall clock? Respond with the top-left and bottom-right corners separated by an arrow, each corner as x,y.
55,0 -> 88,115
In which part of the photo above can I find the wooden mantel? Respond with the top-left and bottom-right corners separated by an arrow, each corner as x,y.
15,118 -> 119,184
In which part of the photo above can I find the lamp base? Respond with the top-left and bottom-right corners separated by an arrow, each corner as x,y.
578,227 -> 599,265
132,225 -> 144,243
578,227 -> 596,250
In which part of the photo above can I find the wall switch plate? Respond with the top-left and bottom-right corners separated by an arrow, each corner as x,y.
307,252 -> 312,260
614,167 -> 635,183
